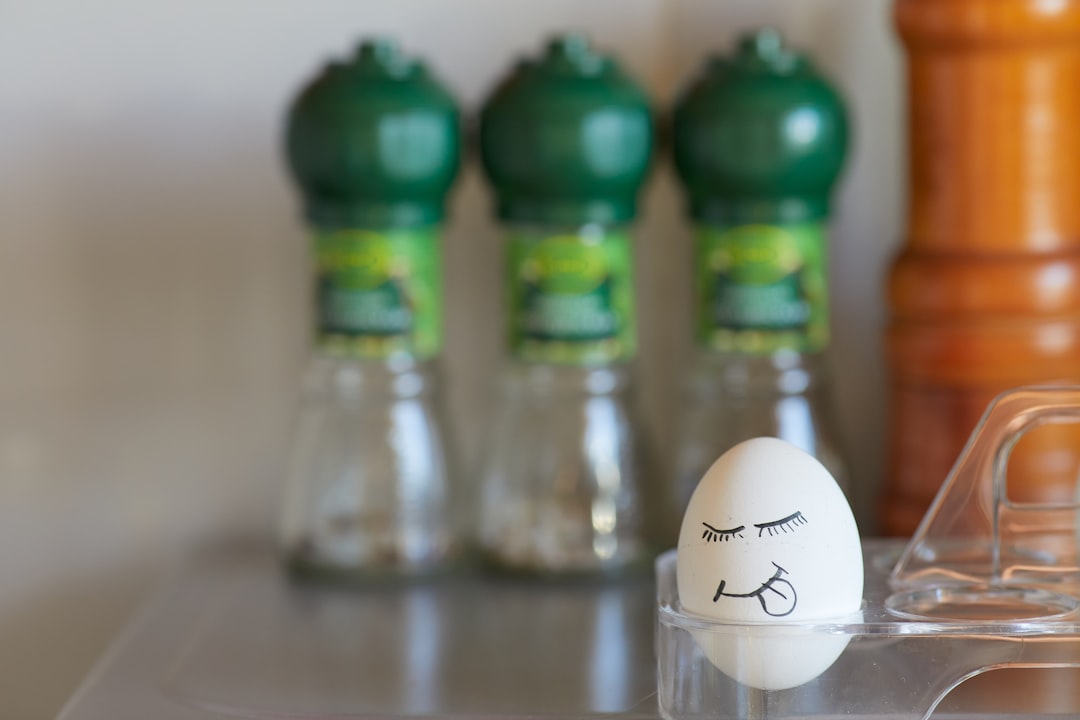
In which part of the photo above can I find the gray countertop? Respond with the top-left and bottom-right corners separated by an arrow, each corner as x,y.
56,540 -> 1080,720
56,550 -> 660,720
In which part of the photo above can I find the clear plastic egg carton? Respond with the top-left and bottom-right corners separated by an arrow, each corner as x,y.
657,387 -> 1080,720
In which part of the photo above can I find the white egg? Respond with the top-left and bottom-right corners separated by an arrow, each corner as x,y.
676,437 -> 863,690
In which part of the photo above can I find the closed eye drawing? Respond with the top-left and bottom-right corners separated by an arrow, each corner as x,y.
701,522 -> 745,542
754,511 -> 808,537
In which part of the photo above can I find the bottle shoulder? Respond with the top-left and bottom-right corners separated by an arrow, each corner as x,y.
301,354 -> 442,399
500,362 -> 636,397
685,350 -> 834,397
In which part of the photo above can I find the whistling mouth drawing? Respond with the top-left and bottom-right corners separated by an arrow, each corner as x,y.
713,562 -> 798,617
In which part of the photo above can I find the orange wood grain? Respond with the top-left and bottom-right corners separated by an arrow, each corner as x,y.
882,0 -> 1080,536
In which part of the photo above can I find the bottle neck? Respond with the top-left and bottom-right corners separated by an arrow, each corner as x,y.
688,196 -> 829,226
495,198 -> 639,227
303,200 -> 447,230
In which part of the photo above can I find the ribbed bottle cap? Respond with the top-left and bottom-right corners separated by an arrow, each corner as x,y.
479,33 -> 654,226
285,38 -> 461,228
673,28 -> 848,224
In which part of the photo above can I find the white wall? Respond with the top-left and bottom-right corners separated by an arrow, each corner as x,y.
0,1 -> 901,717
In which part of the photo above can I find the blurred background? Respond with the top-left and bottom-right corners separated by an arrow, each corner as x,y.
0,0 -> 900,717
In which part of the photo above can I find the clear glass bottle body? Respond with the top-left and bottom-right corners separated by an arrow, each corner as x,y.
478,363 -> 654,574
280,354 -> 459,579
476,223 -> 657,575
278,220 -> 458,580
674,349 -> 848,513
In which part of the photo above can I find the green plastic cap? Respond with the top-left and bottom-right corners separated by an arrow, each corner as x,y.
672,28 -> 848,224
285,38 -> 461,228
479,33 -> 655,226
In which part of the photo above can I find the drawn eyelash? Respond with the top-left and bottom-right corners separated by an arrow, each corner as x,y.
701,522 -> 745,542
754,511 -> 808,537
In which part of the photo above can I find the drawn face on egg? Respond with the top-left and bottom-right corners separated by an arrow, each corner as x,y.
677,437 -> 863,625
701,512 -> 806,617
675,438 -> 864,691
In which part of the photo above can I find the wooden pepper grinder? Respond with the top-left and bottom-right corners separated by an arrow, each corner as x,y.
883,0 -> 1080,535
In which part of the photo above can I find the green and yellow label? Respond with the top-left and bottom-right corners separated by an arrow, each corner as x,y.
695,223 -> 827,354
315,228 -> 441,360
508,230 -> 635,364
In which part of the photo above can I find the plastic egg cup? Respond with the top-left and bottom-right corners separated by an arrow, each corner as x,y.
657,387 -> 1080,720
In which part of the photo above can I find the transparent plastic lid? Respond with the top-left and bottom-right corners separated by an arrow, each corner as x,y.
892,386 -> 1080,598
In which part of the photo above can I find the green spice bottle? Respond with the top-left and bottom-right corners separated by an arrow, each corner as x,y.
280,39 -> 462,579
671,29 -> 850,510
477,34 -> 658,574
